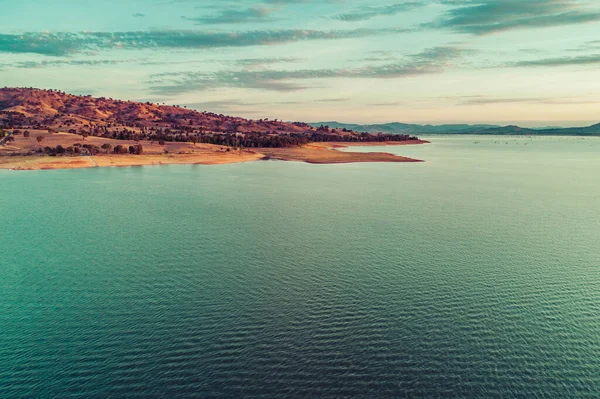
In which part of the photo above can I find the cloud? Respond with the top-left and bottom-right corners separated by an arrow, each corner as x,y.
151,73 -> 305,94
183,6 -> 276,24
233,57 -> 301,68
566,39 -> 600,52
429,0 -> 600,35
367,101 -> 406,106
460,96 -> 544,105
333,2 -> 425,22
263,0 -> 322,3
314,98 -> 350,102
2,59 -> 141,69
0,58 -> 219,70
0,32 -> 82,56
182,99 -> 290,115
149,46 -> 471,95
183,99 -> 257,112
0,28 -> 406,56
186,99 -> 249,108
511,53 -> 600,67
360,50 -> 403,62
458,95 -> 600,105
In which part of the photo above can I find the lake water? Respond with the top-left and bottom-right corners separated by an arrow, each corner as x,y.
1,135 -> 600,397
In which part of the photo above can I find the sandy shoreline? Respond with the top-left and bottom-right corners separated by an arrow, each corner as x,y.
258,140 -> 427,164
0,138 -> 428,171
0,152 -> 265,171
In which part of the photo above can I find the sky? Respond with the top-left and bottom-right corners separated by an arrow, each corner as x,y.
1,0 -> 600,126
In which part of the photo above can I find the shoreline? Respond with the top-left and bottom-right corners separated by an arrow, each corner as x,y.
0,140 -> 428,171
258,140 -> 427,164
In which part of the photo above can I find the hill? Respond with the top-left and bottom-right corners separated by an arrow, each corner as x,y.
0,88 -> 418,147
0,87 -> 310,135
310,121 -> 600,136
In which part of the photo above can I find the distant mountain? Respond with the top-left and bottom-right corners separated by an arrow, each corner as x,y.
541,123 -> 600,136
310,122 -> 600,136
532,126 -> 563,130
310,122 -> 501,135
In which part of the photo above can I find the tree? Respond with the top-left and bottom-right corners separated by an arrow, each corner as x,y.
23,130 -> 30,138
36,135 -> 45,149
101,143 -> 112,153
128,144 -> 143,155
82,144 -> 99,155
113,145 -> 128,154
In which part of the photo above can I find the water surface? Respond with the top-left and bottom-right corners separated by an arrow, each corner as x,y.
1,135 -> 600,397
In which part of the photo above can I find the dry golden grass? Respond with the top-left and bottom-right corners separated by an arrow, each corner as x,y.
0,130 -> 205,155
0,88 -> 312,134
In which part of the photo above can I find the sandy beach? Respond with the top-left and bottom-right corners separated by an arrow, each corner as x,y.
258,141 -> 426,164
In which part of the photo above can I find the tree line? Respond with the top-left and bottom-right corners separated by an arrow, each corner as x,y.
40,143 -> 143,156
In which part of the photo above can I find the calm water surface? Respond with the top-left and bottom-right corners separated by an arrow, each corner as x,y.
1,135 -> 600,397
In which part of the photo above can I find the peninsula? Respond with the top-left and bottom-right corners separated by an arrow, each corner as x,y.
0,88 -> 425,170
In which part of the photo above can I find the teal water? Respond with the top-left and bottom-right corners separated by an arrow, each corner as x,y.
1,135 -> 600,397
